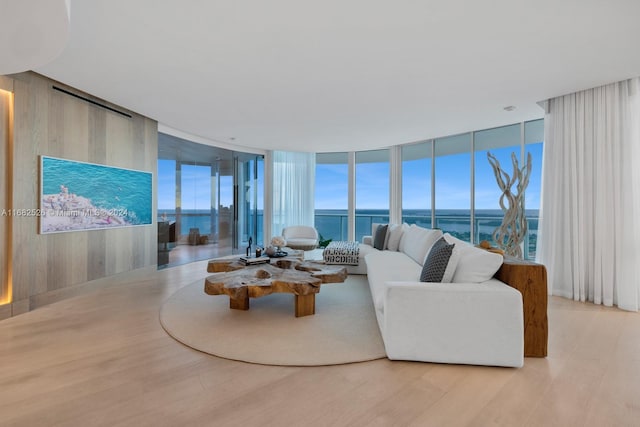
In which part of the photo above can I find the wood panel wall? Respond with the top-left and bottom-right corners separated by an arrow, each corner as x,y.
5,72 -> 157,316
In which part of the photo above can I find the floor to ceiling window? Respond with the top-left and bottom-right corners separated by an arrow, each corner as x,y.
315,152 -> 349,243
157,133 -> 264,268
355,149 -> 390,242
402,141 -> 432,228
236,153 -> 264,248
524,120 -> 543,259
180,162 -> 213,237
158,158 -> 176,216
473,123 -> 521,246
472,121 -> 542,258
314,118 -> 543,260
434,133 -> 472,240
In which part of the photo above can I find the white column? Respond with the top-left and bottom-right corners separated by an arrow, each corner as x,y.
263,151 -> 273,242
389,145 -> 402,224
348,151 -> 356,241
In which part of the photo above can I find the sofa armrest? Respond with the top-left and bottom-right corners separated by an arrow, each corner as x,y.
380,279 -> 524,367
362,235 -> 373,245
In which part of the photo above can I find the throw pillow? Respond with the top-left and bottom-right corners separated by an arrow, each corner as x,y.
441,249 -> 459,282
399,224 -> 443,265
373,224 -> 388,250
371,222 -> 391,248
370,222 -> 384,238
443,233 -> 503,283
386,224 -> 403,251
396,223 -> 411,251
420,237 -> 455,282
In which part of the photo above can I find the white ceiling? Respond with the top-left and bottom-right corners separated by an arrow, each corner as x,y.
0,0 -> 69,75
31,0 -> 640,153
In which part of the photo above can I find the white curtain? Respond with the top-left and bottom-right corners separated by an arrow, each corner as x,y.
537,77 -> 640,311
270,150 -> 315,238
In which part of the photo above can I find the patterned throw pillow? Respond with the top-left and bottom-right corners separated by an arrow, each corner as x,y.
373,224 -> 388,250
420,237 -> 455,282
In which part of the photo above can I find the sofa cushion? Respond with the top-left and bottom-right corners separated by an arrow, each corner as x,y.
373,224 -> 388,250
365,250 -> 423,311
386,223 -> 404,251
399,224 -> 443,265
420,237 -> 456,282
444,233 -> 503,283
382,279 -> 524,367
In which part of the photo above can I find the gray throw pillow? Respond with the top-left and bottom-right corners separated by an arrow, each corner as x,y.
373,224 -> 388,250
420,237 -> 455,282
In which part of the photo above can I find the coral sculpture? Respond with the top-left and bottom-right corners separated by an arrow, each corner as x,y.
487,151 -> 532,259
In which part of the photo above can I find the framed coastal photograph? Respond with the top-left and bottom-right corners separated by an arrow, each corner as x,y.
39,156 -> 153,234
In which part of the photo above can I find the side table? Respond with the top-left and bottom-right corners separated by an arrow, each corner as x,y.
495,257 -> 548,357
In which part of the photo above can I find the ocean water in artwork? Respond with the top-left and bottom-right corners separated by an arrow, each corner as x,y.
41,157 -> 152,232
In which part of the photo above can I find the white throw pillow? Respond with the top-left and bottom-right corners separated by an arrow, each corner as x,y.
399,224 -> 443,265
443,233 -> 503,283
386,224 -> 403,251
396,223 -> 410,250
442,249 -> 460,282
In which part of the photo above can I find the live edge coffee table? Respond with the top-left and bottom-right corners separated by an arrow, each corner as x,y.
204,257 -> 347,317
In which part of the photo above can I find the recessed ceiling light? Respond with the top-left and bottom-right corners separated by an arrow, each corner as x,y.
504,105 -> 516,111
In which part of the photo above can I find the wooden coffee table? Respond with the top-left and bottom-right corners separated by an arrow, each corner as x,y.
204,257 -> 347,317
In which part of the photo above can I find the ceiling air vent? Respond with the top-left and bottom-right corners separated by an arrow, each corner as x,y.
52,85 -> 132,118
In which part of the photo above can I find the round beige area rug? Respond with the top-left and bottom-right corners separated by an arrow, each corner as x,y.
159,275 -> 387,366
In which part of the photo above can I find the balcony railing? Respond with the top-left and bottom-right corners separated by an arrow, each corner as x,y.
315,212 -> 538,260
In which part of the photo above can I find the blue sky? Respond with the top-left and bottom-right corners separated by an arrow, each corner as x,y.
159,143 -> 543,212
158,161 -> 233,210
157,160 -> 176,209
316,143 -> 542,210
158,160 -> 258,210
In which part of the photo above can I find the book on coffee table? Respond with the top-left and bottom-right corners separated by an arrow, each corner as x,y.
239,256 -> 270,266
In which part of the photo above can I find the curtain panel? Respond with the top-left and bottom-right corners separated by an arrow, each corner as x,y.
271,151 -> 315,238
538,77 -> 640,311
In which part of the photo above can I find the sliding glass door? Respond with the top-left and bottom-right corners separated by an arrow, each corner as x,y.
235,154 -> 264,250
157,133 -> 264,268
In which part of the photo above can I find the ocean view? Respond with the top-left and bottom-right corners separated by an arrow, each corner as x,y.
315,209 -> 539,259
41,157 -> 153,229
159,208 -> 539,259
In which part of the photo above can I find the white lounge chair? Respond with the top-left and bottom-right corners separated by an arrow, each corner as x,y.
282,226 -> 319,250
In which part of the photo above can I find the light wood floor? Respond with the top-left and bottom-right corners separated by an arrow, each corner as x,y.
1,261 -> 639,427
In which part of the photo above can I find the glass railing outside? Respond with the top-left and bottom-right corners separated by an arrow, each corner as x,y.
158,210 -> 212,236
161,209 -> 538,259
314,210 -> 539,260
315,212 -> 348,243
315,211 -> 391,244
157,210 -> 265,244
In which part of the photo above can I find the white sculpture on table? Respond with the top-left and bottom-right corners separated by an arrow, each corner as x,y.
487,151 -> 532,259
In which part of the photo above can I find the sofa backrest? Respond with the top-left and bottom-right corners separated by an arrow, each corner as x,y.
398,224 -> 443,265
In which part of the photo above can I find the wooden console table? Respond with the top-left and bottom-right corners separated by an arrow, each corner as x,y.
495,257 -> 548,357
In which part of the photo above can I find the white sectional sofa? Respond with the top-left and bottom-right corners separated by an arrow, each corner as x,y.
363,223 -> 524,368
